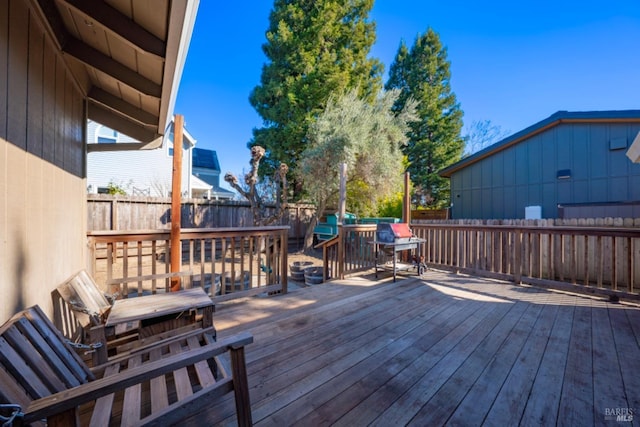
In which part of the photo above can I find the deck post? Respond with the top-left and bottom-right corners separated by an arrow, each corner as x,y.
338,225 -> 345,280
281,228 -> 288,293
338,163 -> 347,224
171,115 -> 184,292
403,171 -> 411,224
230,346 -> 253,427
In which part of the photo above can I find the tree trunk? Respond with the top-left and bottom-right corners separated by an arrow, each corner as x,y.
303,200 -> 327,253
303,215 -> 318,253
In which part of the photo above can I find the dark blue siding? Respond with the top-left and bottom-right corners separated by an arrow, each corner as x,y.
447,119 -> 640,219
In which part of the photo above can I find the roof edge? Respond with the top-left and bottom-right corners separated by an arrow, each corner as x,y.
158,0 -> 200,136
439,109 -> 640,178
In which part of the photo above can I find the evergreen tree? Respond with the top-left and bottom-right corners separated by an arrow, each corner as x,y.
249,0 -> 383,199
385,28 -> 464,208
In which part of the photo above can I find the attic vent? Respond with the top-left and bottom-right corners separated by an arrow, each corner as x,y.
610,137 -> 627,150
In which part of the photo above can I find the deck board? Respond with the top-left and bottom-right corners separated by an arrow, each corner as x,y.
252,283 -> 463,424
446,299 -> 546,426
608,307 -> 640,414
591,299 -> 630,421
368,299 -> 508,426
485,302 -> 561,425
519,302 -> 575,426
557,304 -> 595,426
194,270 -> 640,426
328,292 -> 481,426
270,295 -> 489,425
404,300 -> 532,425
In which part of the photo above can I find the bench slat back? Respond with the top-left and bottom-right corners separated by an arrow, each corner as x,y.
0,306 -> 94,409
54,270 -> 112,333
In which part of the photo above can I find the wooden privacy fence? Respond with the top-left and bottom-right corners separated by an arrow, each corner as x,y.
411,222 -> 640,297
87,195 -> 314,240
87,226 -> 289,301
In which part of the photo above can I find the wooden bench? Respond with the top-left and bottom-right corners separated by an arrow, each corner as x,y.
52,270 -> 215,364
0,305 -> 253,426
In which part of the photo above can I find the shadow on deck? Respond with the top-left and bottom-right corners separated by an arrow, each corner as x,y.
193,269 -> 640,426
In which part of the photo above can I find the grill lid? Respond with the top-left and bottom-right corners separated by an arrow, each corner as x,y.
376,223 -> 413,243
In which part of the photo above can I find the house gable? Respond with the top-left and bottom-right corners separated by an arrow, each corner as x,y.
442,110 -> 640,219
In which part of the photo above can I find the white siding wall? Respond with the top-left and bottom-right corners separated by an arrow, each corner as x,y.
87,121 -> 194,197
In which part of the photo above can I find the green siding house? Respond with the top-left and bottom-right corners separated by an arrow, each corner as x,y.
440,110 -> 640,219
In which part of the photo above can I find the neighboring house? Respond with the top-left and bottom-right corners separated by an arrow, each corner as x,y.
440,110 -> 640,219
87,119 -> 212,198
192,147 -> 235,200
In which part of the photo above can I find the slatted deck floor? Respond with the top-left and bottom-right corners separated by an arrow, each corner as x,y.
189,269 -> 640,426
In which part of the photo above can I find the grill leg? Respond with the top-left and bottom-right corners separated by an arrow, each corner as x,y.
393,251 -> 397,282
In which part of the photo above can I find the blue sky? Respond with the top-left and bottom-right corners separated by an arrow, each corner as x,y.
174,1 -> 640,188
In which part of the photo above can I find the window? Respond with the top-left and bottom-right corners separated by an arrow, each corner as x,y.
96,125 -> 117,144
167,126 -> 175,156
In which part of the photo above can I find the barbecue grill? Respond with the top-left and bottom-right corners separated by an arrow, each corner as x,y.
371,223 -> 425,281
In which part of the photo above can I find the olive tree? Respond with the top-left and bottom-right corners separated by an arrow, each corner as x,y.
298,89 -> 417,249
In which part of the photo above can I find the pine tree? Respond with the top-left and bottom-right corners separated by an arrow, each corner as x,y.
249,0 -> 383,199
385,28 -> 464,208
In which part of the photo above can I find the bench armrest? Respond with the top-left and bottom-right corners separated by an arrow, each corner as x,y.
24,331 -> 253,423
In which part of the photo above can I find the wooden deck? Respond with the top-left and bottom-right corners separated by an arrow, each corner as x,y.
189,269 -> 640,426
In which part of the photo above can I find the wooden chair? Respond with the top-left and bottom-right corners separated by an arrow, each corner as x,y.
0,305 -> 253,426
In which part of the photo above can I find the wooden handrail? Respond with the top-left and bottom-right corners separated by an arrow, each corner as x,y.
317,220 -> 640,298
321,224 -> 378,280
87,227 -> 289,300
411,223 -> 640,299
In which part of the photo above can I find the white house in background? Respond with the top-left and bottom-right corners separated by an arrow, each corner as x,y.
192,148 -> 235,200
87,119 -> 213,198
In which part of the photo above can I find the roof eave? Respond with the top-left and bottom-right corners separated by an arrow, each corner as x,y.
158,0 -> 200,138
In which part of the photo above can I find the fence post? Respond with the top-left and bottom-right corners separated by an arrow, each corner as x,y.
514,228 -> 522,284
338,225 -> 345,280
281,229 -> 288,293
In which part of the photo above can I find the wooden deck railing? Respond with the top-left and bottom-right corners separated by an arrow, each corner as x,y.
320,224 -> 382,280
318,221 -> 640,298
87,226 -> 289,301
411,223 -> 640,298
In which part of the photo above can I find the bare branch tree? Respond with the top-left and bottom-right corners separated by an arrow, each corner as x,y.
224,146 -> 289,226
463,119 -> 510,155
